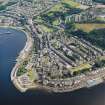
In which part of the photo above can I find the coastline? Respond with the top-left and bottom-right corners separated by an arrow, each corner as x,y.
0,24 -> 34,92
10,25 -> 34,92
0,24 -> 45,93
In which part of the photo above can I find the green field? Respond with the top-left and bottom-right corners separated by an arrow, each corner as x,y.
17,65 -> 27,76
75,23 -> 105,32
69,63 -> 92,73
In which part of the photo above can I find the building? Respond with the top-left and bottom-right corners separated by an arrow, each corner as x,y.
75,0 -> 93,6
66,8 -> 96,23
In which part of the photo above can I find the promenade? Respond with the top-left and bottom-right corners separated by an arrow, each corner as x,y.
11,26 -> 34,92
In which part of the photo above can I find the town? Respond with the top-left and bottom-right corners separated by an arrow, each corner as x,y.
0,0 -> 105,92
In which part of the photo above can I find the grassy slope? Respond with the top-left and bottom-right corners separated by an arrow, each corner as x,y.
68,63 -> 92,72
75,23 -> 105,32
